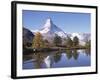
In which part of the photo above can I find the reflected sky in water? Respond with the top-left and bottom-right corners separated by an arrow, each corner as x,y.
23,49 -> 91,69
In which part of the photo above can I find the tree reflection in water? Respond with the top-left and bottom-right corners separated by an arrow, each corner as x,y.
44,51 -> 62,68
53,51 -> 62,63
30,51 -> 62,68
84,49 -> 91,56
32,52 -> 45,69
66,50 -> 72,60
72,50 -> 79,60
23,49 -> 91,69
66,49 -> 79,60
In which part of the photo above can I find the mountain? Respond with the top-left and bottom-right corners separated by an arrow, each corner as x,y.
32,18 -> 90,45
39,18 -> 67,39
70,33 -> 90,40
70,33 -> 91,45
23,27 -> 34,47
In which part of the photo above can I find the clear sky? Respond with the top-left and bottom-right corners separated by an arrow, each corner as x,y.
22,10 -> 91,33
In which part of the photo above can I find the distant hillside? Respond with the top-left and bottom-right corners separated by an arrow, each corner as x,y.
23,27 -> 34,47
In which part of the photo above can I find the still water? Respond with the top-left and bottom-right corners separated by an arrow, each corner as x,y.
23,49 -> 90,69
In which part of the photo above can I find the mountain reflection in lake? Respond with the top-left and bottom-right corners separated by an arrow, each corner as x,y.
23,49 -> 91,69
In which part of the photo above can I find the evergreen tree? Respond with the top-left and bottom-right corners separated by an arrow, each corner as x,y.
73,36 -> 79,47
85,40 -> 91,48
53,34 -> 62,46
44,39 -> 50,48
66,36 -> 73,48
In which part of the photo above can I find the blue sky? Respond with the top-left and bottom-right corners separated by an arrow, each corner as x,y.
22,10 -> 91,33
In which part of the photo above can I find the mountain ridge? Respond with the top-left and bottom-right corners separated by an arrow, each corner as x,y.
32,18 -> 90,45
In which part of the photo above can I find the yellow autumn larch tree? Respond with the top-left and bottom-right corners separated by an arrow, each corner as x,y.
32,32 -> 45,48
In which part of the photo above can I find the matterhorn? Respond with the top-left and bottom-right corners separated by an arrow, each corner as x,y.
38,18 -> 67,41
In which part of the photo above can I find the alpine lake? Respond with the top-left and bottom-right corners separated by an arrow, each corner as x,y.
23,49 -> 91,69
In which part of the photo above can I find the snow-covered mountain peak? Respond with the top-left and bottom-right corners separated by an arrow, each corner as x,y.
39,18 -> 67,38
43,18 -> 53,28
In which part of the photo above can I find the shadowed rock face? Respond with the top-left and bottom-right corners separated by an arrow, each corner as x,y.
23,27 -> 34,47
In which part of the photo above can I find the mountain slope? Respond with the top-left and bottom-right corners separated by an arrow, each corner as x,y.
23,27 -> 34,47
39,18 -> 67,38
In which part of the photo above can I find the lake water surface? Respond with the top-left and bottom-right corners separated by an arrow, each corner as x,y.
23,49 -> 90,69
